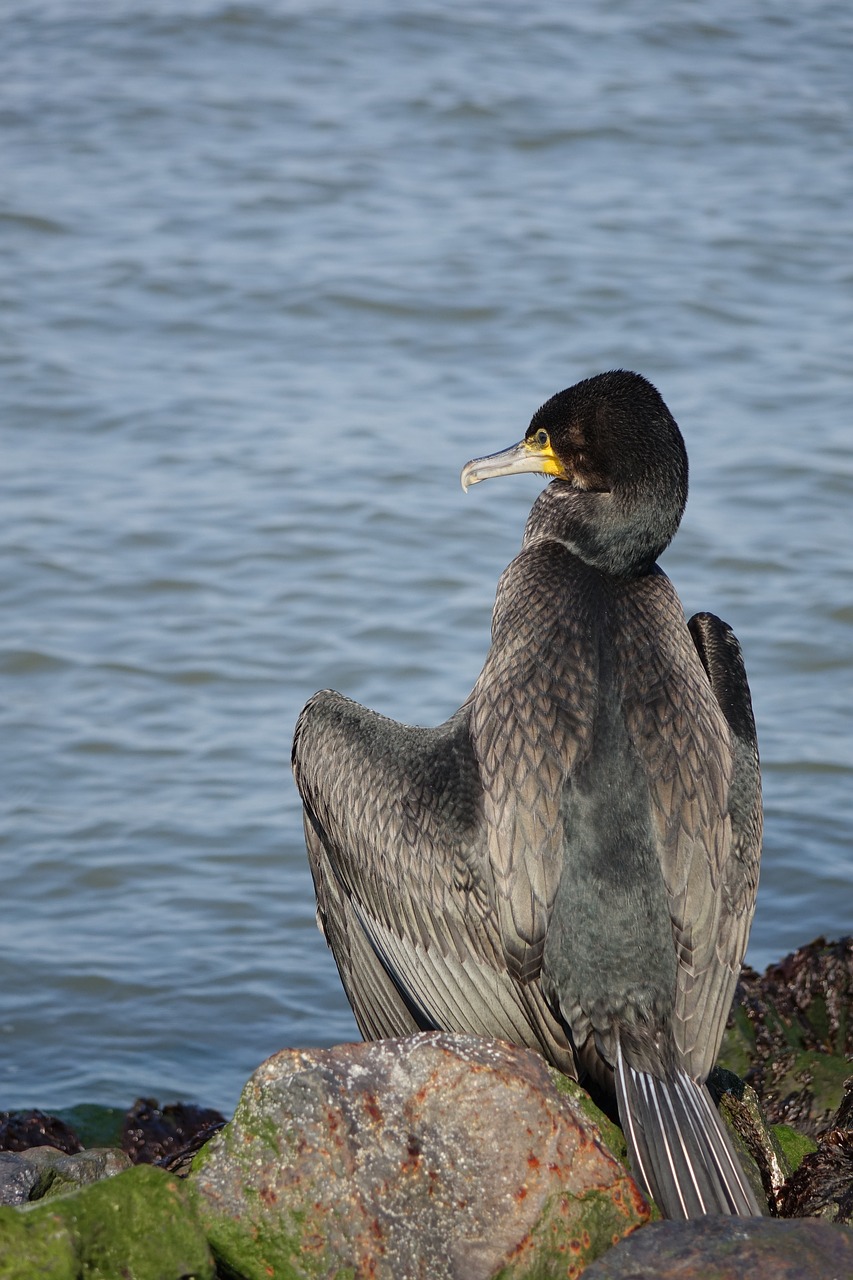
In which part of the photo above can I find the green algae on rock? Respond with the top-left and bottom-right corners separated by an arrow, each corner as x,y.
0,1163 -> 214,1280
0,1204 -> 78,1280
773,1125 -> 819,1175
546,1071 -> 630,1169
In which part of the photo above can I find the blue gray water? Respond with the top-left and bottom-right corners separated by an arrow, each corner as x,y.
2,1 -> 852,1115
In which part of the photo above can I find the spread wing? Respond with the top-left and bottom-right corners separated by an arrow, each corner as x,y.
291,676 -> 576,1072
618,574 -> 761,1080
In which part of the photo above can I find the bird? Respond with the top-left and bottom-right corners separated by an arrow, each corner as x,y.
292,369 -> 762,1219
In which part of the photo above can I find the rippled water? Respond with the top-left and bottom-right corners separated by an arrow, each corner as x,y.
2,1 -> 852,1114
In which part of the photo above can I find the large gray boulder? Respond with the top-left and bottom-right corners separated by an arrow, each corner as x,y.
190,1031 -> 651,1280
582,1215 -> 853,1279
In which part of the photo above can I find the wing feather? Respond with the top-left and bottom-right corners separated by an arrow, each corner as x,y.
292,685 -> 577,1072
615,575 -> 760,1079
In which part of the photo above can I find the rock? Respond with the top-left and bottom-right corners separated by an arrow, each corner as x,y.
0,1153 -> 40,1207
190,1031 -> 650,1280
708,1067 -> 786,1209
121,1097 -> 225,1166
0,1202 -> 78,1279
0,1099 -> 227,1173
719,937 -> 853,1135
547,1071 -> 632,1168
777,1129 -> 853,1222
834,1074 -> 853,1128
0,1146 -> 130,1208
0,1110 -> 82,1155
717,938 -> 853,1224
773,1124 -> 819,1175
21,1145 -> 132,1200
581,1215 -> 853,1279
0,1163 -> 215,1280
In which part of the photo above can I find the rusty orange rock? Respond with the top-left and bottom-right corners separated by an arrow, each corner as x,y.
190,1032 -> 650,1279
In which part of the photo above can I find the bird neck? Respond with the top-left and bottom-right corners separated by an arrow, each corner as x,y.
521,482 -> 680,579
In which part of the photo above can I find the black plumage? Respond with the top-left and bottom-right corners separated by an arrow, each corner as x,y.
292,370 -> 762,1218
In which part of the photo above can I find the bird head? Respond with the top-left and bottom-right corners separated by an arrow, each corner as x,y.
461,370 -> 688,577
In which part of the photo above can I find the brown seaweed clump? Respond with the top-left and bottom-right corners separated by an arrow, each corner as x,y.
121,1098 -> 226,1167
0,1110 -> 82,1155
722,936 -> 853,1136
717,938 -> 853,1224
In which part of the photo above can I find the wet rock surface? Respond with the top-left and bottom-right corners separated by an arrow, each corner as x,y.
718,937 -> 853,1223
190,1031 -> 650,1280
707,1069 -> 781,1210
13,1145 -> 132,1200
778,1127 -> 853,1223
0,1152 -> 39,1208
720,936 -> 853,1135
581,1215 -> 853,1279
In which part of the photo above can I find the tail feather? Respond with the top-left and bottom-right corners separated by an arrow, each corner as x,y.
615,1041 -> 761,1219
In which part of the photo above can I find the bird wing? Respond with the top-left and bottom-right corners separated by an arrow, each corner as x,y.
291,685 -> 575,1069
618,574 -> 761,1080
685,610 -> 762,1056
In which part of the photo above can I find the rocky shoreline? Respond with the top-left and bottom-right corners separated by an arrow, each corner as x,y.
1,937 -> 851,1279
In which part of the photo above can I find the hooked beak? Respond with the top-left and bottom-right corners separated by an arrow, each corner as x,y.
460,438 -> 566,492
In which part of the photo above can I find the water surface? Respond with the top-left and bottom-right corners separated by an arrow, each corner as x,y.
2,0 -> 852,1113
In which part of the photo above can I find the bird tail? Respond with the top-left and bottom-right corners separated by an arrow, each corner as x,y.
614,1041 -> 761,1219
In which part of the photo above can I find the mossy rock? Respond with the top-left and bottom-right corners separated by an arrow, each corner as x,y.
0,1163 -> 214,1280
720,939 -> 853,1135
546,1071 -> 628,1167
772,1124 -> 818,1174
717,1002 -> 757,1080
492,1182 -> 652,1280
189,1036 -> 650,1280
0,1205 -> 77,1280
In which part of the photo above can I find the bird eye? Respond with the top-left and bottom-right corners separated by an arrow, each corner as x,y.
535,429 -> 549,447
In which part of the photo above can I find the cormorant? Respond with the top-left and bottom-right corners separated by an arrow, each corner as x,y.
292,370 -> 762,1219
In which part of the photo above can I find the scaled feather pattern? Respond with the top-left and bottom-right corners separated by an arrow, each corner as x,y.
292,370 -> 763,1218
